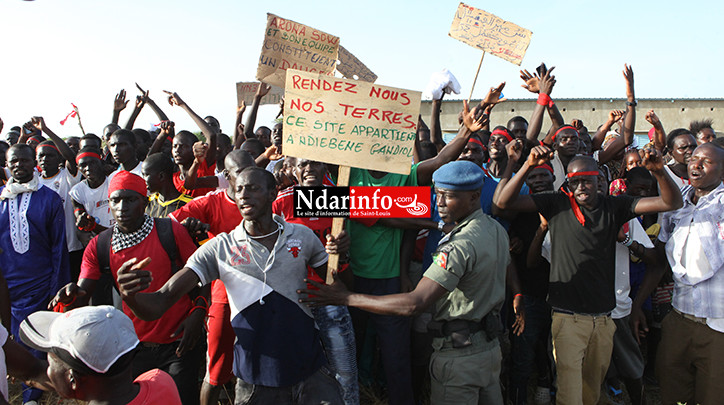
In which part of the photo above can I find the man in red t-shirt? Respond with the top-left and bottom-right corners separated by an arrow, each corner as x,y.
171,130 -> 217,198
50,172 -> 204,405
170,149 -> 255,405
163,91 -> 219,198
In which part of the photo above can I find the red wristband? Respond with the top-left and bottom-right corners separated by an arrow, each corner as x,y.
537,93 -> 550,106
537,93 -> 554,108
514,293 -> 524,299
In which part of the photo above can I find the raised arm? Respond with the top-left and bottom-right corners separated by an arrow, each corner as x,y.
493,144 -> 553,212
633,148 -> 683,214
111,89 -> 128,125
148,121 -> 174,156
521,66 -> 556,143
429,96 -> 446,151
621,64 -> 636,146
136,83 -> 169,121
124,90 -> 148,130
233,101 -> 247,149
416,99 -> 488,186
31,116 -> 77,176
644,109 -> 666,152
591,109 -> 624,151
244,83 -> 271,139
164,91 -> 217,166
183,142 -> 219,190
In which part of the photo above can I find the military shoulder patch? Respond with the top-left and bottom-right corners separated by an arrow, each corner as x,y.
433,252 -> 448,268
433,244 -> 453,268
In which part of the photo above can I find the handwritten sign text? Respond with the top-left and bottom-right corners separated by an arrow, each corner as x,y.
256,13 -> 340,88
283,70 -> 421,175
337,45 -> 378,83
449,3 -> 532,66
235,82 -> 284,107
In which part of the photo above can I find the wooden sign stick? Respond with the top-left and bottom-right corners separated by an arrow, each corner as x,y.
467,51 -> 486,102
326,165 -> 350,284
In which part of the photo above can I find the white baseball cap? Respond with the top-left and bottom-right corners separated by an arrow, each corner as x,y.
19,306 -> 139,374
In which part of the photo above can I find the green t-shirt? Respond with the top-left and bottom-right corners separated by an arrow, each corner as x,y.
348,164 -> 419,279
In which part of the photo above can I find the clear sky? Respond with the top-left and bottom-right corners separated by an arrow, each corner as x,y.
1,0 -> 722,139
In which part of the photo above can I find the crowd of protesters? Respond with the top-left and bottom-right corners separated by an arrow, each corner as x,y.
0,62 -> 723,405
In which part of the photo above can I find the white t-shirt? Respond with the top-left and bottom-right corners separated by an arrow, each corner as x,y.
39,168 -> 83,251
0,325 -> 8,401
109,160 -> 144,179
69,177 -> 115,228
612,219 -> 653,319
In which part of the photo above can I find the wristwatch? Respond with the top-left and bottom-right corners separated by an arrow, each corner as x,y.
626,100 -> 637,107
437,221 -> 445,232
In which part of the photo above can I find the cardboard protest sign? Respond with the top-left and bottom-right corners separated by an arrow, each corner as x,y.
283,69 -> 421,175
256,13 -> 340,88
449,3 -> 532,66
235,82 -> 284,107
337,45 -> 378,83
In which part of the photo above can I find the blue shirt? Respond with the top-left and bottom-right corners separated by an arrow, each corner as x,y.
0,185 -> 70,336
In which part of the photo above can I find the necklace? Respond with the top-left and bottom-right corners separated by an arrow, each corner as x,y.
247,226 -> 280,239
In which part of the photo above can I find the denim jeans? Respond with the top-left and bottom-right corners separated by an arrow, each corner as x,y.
312,305 -> 360,405
509,295 -> 552,405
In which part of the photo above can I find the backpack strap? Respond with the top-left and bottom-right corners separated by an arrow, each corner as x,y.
154,218 -> 181,274
92,229 -> 117,306
96,229 -> 114,275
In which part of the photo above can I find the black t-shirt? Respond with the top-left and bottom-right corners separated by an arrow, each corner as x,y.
531,192 -> 639,313
509,211 -> 550,300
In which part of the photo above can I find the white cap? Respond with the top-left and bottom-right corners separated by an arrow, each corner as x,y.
19,306 -> 139,374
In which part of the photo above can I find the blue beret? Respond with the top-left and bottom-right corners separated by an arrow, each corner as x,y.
433,160 -> 485,191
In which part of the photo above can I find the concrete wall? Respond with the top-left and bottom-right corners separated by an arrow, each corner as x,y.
420,98 -> 724,137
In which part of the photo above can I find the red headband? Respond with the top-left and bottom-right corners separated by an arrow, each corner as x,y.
491,128 -> 513,142
534,164 -> 554,174
468,138 -> 487,150
28,136 -> 43,144
552,125 -> 579,142
562,171 -> 600,227
108,171 -> 147,198
75,151 -> 101,163
566,171 -> 599,178
37,143 -> 59,153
